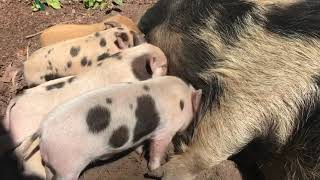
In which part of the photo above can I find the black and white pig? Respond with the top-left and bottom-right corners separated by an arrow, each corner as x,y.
23,26 -> 144,85
27,76 -> 202,180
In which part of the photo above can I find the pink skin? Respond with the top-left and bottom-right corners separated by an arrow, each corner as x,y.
148,88 -> 202,170
2,43 -> 167,146
33,76 -> 201,180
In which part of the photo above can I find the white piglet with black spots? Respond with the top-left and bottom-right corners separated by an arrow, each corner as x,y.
23,26 -> 144,86
29,76 -> 201,180
1,44 -> 167,178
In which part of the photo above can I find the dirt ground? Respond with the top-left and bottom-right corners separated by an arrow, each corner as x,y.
0,1 -> 243,180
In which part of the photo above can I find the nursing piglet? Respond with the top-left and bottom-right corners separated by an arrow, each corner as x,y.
24,26 -> 144,85
4,43 -> 167,148
37,76 -> 202,180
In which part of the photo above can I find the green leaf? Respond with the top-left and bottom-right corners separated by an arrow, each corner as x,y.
89,0 -> 95,7
35,0 -> 45,11
113,0 -> 123,6
100,2 -> 107,10
92,2 -> 100,9
46,0 -> 61,9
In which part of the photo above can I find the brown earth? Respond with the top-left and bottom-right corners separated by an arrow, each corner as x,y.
0,1 -> 243,180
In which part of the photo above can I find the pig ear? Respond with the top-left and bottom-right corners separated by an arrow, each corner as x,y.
192,89 -> 202,113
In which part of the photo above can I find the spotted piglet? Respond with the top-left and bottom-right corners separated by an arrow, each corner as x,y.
4,43 -> 167,148
31,76 -> 201,180
40,15 -> 141,47
1,43 -> 166,178
24,26 -> 144,86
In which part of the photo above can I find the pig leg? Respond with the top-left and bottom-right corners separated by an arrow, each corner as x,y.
148,134 -> 173,171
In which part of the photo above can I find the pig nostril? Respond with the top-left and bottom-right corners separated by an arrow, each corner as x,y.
145,62 -> 152,75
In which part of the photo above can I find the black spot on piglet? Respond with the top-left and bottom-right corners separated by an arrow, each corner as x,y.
46,82 -> 65,91
109,125 -> 129,148
131,54 -> 152,80
97,52 -> 110,61
86,105 -> 111,133
106,98 -> 112,104
143,85 -> 150,91
70,46 -> 80,57
100,38 -> 107,47
67,77 -> 76,83
44,74 -> 62,82
133,95 -> 160,142
67,61 -> 72,68
81,57 -> 88,66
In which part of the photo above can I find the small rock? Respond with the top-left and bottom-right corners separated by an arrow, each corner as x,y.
72,9 -> 76,14
45,11 -> 49,16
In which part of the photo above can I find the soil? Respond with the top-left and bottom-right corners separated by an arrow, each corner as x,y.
0,1 -> 243,180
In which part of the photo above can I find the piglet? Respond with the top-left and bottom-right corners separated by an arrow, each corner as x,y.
25,76 -> 202,180
40,15 -> 141,47
24,26 -> 144,86
4,43 -> 167,148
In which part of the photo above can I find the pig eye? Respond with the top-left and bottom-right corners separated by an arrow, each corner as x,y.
145,61 -> 152,75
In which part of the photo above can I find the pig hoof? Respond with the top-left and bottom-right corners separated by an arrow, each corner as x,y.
148,160 -> 161,171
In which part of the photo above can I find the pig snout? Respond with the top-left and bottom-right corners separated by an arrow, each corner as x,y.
128,44 -> 168,79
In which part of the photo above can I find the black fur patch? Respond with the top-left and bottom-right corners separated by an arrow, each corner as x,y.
180,100 -> 184,111
133,94 -> 160,142
100,38 -> 107,47
266,1 -> 320,38
313,75 -> 320,87
46,82 -> 65,91
86,105 -> 111,134
106,98 -> 112,104
67,77 -> 76,83
109,125 -> 129,148
81,57 -> 88,66
29,83 -> 39,88
117,27 -> 124,30
97,52 -> 110,61
88,60 -> 92,66
131,54 -> 152,80
213,1 -> 260,45
143,85 -> 150,91
70,46 -> 80,57
44,74 -> 62,81
48,48 -> 53,54
95,32 -> 100,37
97,62 -> 103,66
67,61 -> 72,68
109,52 -> 122,60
